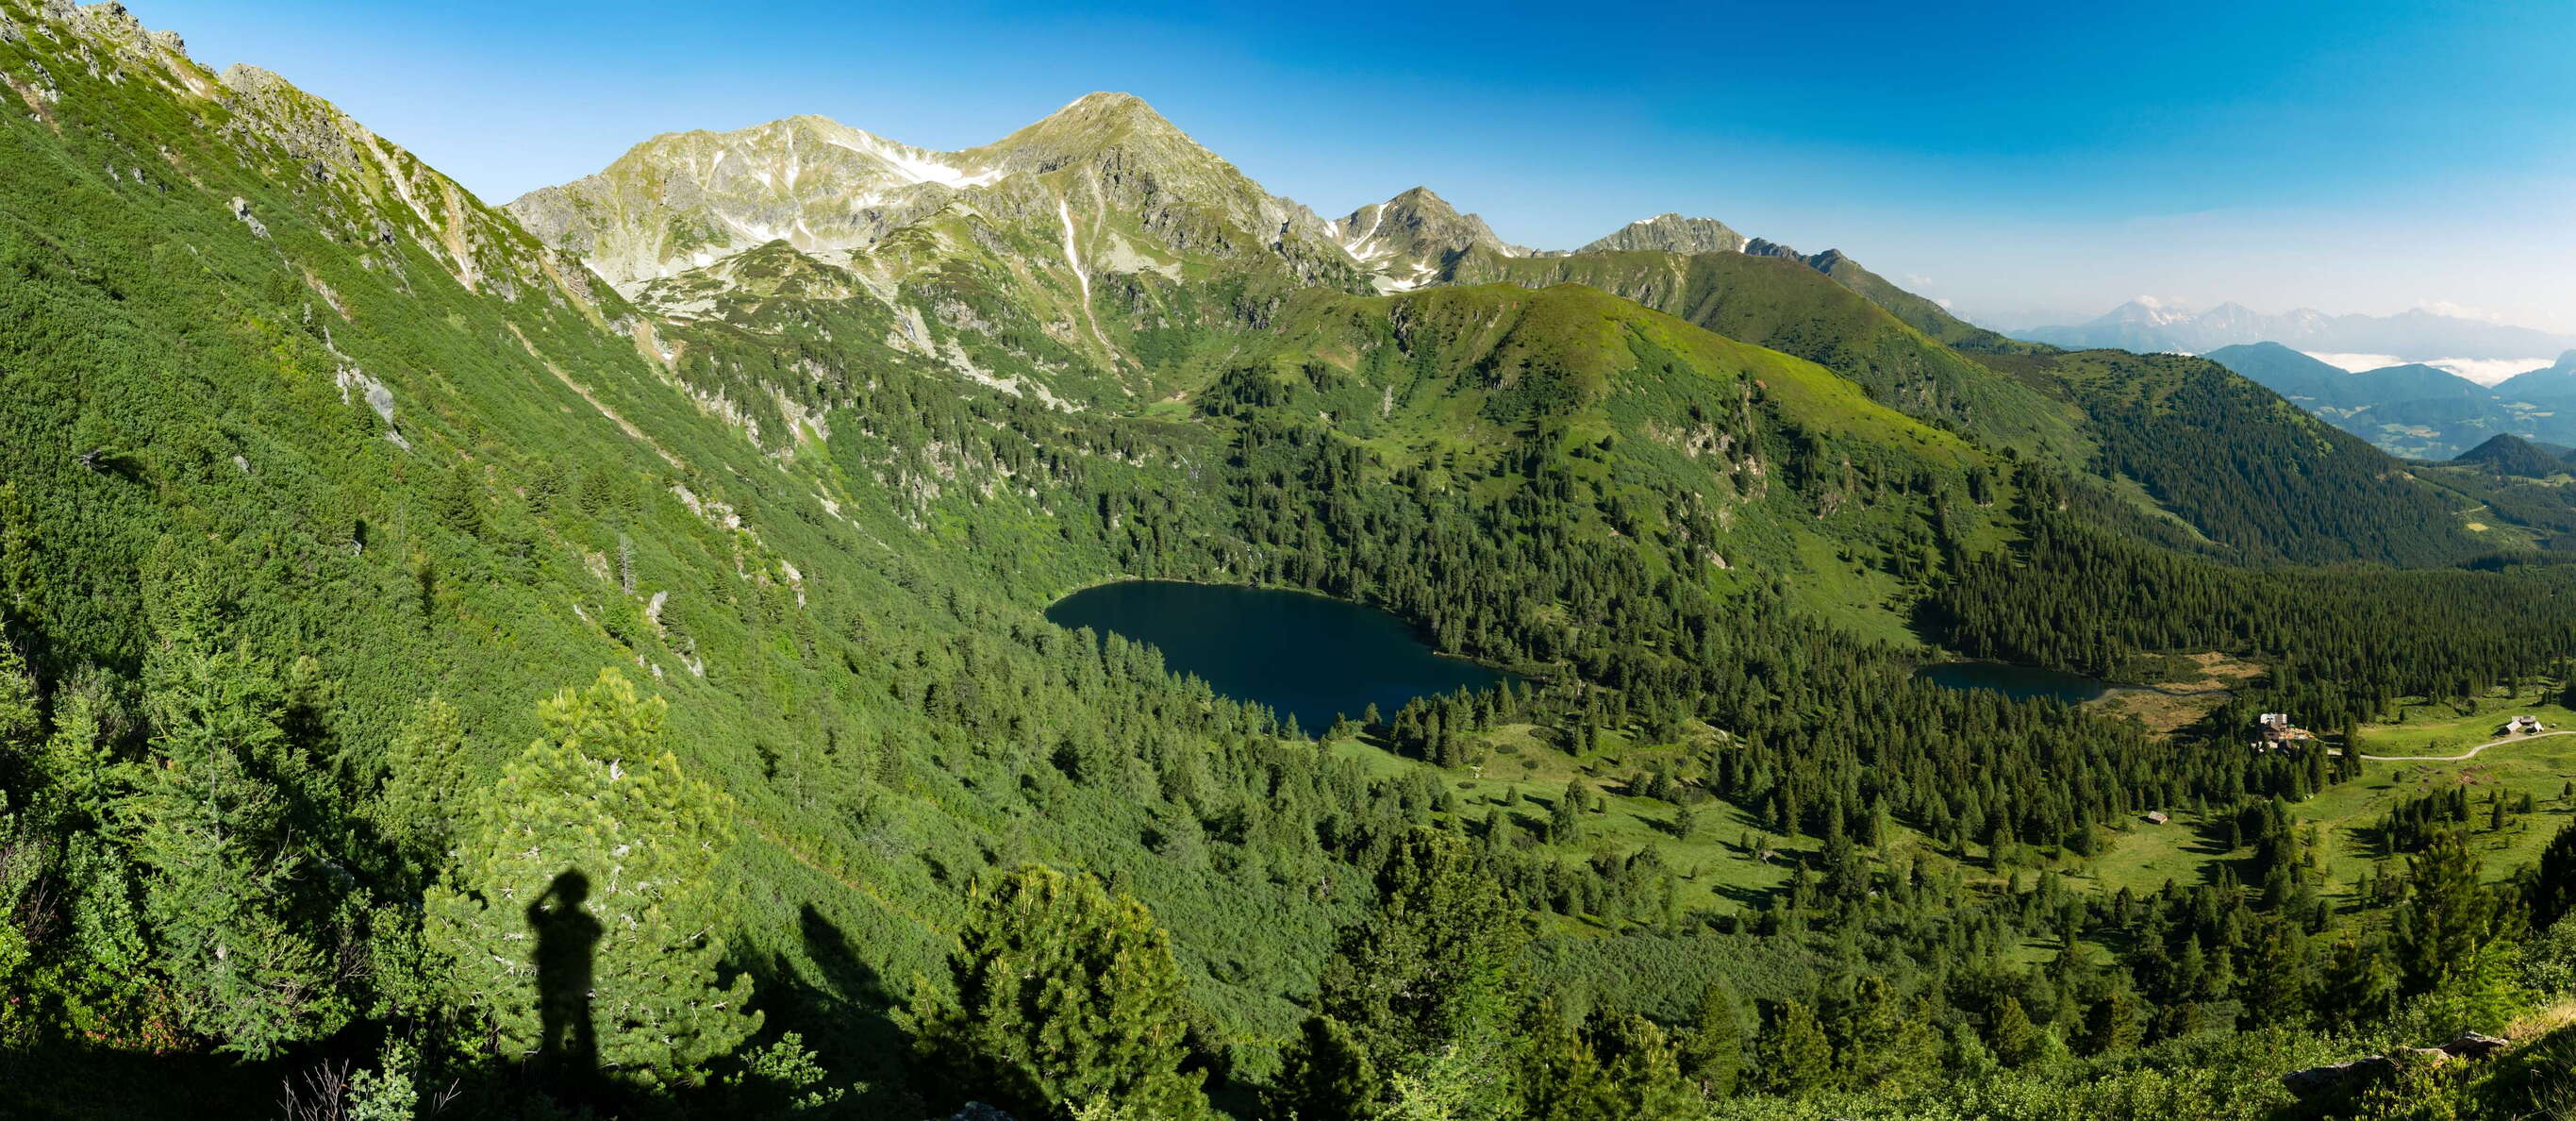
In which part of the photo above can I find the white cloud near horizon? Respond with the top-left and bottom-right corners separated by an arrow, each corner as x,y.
2302,352 -> 2551,386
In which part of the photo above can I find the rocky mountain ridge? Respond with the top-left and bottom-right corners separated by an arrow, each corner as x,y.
1576,212 -> 1749,255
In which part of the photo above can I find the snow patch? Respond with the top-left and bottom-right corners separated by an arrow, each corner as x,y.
1058,196 -> 1109,351
1339,206 -> 1388,261
825,133 -> 1000,189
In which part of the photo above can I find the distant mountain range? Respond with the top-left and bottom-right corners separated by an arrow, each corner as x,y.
2205,343 -> 2576,459
2020,298 -> 2576,363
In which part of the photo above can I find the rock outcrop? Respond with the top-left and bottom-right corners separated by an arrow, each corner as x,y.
2281,1031 -> 2511,1096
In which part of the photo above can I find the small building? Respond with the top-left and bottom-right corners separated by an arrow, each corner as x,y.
2504,715 -> 2545,735
2253,712 -> 2315,750
2145,810 -> 2170,826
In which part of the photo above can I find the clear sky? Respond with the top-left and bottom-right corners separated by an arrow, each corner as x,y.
137,0 -> 2576,330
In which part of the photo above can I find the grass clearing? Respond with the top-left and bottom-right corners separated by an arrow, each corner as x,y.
2077,679 -> 2576,898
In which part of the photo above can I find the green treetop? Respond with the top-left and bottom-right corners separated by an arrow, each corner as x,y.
910,863 -> 1211,1120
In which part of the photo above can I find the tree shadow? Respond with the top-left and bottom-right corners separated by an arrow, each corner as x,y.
723,904 -> 919,1116
527,870 -> 603,1083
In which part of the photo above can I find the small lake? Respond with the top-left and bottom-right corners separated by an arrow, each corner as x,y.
1914,661 -> 2117,704
1045,580 -> 1521,729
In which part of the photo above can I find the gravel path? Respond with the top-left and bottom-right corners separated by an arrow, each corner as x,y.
2359,728 -> 2576,762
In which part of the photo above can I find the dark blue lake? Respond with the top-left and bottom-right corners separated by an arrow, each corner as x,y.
1914,661 -> 2115,704
1046,580 -> 1520,729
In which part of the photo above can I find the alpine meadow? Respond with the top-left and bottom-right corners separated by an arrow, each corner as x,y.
9,3 -> 2576,1119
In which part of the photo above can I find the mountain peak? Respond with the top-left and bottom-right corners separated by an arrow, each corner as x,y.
988,91 -> 1187,156
2453,432 -> 2567,477
1064,91 -> 1154,114
1579,213 -> 1747,255
1330,187 -> 1526,291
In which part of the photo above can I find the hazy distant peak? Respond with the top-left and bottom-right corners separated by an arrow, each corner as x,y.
2025,300 -> 2576,362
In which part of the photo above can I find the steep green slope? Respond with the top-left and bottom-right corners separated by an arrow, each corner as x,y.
1764,243 -> 2043,357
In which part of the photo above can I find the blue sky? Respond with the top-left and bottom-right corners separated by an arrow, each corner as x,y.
141,0 -> 2576,330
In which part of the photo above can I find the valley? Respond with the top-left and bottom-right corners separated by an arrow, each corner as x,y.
2,4 -> 2575,1120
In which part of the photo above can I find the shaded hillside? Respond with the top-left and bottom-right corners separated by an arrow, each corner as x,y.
2206,342 -> 2544,459
1977,349 -> 2501,565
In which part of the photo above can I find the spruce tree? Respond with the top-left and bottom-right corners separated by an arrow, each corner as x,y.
1989,996 -> 2039,1067
912,865 -> 1209,1120
1512,1000 -> 1610,1121
376,694 -> 466,878
2084,988 -> 2144,1054
1590,1013 -> 1694,1119
2532,821 -> 2576,929
1756,999 -> 1832,1096
1679,980 -> 1745,1097
2393,828 -> 2503,996
1551,780 -> 1584,845
1270,1014 -> 1374,1121
117,638 -> 344,1058
1318,829 -> 1526,1109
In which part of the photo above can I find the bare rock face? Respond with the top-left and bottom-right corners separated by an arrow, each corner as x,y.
2441,1030 -> 2509,1060
507,93 -> 1362,298
1327,186 -> 1529,293
228,194 -> 267,239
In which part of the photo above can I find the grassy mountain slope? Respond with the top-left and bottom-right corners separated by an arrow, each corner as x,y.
1440,250 -> 2543,565
1207,282 -> 2014,640
1441,248 -> 2089,460
1778,244 -> 2043,357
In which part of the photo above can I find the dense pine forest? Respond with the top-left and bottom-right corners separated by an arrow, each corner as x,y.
8,4 -> 2576,1120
